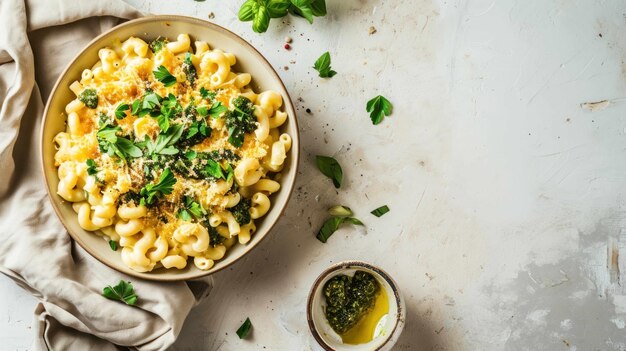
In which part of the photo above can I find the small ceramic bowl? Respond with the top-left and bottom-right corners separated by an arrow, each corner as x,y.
307,261 -> 406,351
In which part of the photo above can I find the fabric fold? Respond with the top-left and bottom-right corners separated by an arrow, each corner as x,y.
0,1 -> 212,350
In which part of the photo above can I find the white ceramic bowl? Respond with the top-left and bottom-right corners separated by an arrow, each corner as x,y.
40,16 -> 299,281
307,261 -> 406,351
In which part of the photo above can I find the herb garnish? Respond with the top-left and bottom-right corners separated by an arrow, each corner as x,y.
183,53 -> 197,86
140,168 -> 177,205
238,0 -> 327,33
143,124 -> 184,156
317,206 -> 363,243
313,52 -> 337,78
109,240 -> 118,251
115,103 -> 129,119
370,205 -> 390,217
96,125 -> 142,161
102,280 -> 138,305
149,37 -> 165,53
153,65 -> 177,87
315,156 -> 342,188
231,197 -> 252,225
366,95 -> 393,125
78,88 -> 98,109
86,159 -> 98,176
226,96 -> 257,147
199,87 -> 216,100
197,101 -> 228,119
177,196 -> 206,221
236,317 -> 253,339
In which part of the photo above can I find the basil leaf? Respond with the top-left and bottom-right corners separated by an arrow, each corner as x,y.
316,215 -> 363,243
267,0 -> 291,18
366,95 -> 393,125
153,65 -> 177,87
313,52 -> 337,78
102,280 -> 138,305
316,217 -> 344,243
238,0 -> 258,21
108,240 -> 118,251
115,103 -> 129,119
328,205 -> 352,217
371,205 -> 390,217
315,155 -> 343,188
310,0 -> 326,16
252,5 -> 271,33
236,318 -> 253,339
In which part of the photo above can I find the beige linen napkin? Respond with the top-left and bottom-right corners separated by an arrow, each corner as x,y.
0,1 -> 212,350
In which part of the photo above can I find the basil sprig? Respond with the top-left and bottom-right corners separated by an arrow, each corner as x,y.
315,155 -> 342,188
317,206 -> 363,243
313,52 -> 337,78
239,0 -> 327,33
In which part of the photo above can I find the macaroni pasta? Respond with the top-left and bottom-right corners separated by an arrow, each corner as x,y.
53,34 -> 291,272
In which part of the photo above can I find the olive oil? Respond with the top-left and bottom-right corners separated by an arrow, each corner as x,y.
341,287 -> 389,344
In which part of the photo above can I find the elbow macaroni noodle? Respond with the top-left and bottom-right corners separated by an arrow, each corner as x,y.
53,34 -> 291,272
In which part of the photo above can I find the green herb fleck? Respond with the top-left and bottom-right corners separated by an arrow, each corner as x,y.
86,159 -> 98,176
226,96 -> 257,147
366,95 -> 393,125
183,53 -> 197,86
102,280 -> 138,305
236,317 -> 253,339
371,205 -> 390,217
140,168 -> 177,205
78,88 -> 98,109
153,65 -> 177,87
313,52 -> 337,78
115,103 -> 129,119
199,87 -> 216,100
178,196 -> 206,221
315,155 -> 342,188
231,197 -> 252,225
149,37 -> 165,53
108,240 -> 118,251
96,125 -> 143,161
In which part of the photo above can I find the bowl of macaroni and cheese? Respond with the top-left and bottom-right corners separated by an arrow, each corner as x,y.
40,16 -> 299,280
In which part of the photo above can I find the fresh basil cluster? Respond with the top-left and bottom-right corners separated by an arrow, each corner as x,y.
238,0 -> 327,33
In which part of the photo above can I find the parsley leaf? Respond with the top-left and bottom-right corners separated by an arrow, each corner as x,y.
109,240 -> 118,251
140,168 -> 177,205
96,125 -> 143,161
371,205 -> 390,217
313,52 -> 337,78
366,95 -> 393,125
205,159 -> 224,179
236,318 -> 253,339
197,101 -> 228,119
177,196 -> 206,221
115,103 -> 129,119
315,156 -> 343,188
199,87 -> 216,100
102,280 -> 138,305
144,124 -> 184,156
153,65 -> 177,87
86,159 -> 98,176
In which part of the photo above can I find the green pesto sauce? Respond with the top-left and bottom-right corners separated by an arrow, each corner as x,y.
323,271 -> 380,335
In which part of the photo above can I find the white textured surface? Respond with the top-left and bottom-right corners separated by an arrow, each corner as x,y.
3,0 -> 626,349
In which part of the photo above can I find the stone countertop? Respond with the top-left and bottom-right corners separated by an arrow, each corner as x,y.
2,0 -> 626,350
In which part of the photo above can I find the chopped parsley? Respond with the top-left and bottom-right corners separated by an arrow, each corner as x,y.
139,168 -> 177,205
149,37 -> 165,53
226,96 -> 257,147
177,196 -> 206,221
153,65 -> 177,87
183,53 -> 197,86
86,159 -> 98,175
231,197 -> 251,225
78,88 -> 98,109
96,125 -> 142,161
200,87 -> 216,100
108,240 -> 118,251
197,101 -> 228,119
